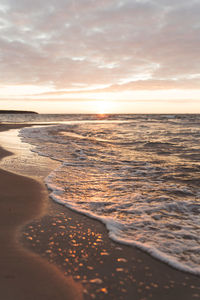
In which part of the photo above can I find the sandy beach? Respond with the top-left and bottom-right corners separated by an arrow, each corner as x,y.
0,124 -> 200,300
0,124 -> 83,300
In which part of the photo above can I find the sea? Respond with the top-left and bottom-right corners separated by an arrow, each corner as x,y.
1,113 -> 200,276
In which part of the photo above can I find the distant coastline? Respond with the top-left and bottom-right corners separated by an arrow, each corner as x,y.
0,110 -> 38,114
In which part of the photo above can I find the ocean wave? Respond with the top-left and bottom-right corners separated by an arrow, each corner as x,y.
19,114 -> 200,276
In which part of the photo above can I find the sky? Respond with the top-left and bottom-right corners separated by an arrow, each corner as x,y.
0,0 -> 200,114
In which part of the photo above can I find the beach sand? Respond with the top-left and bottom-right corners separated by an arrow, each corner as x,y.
0,125 -> 83,300
0,124 -> 200,300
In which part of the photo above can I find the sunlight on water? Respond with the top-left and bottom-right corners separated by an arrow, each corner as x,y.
5,113 -> 200,275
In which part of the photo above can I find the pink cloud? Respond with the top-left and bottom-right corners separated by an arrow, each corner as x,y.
0,0 -> 199,91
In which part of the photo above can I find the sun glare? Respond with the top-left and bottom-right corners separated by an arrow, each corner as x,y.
95,100 -> 114,114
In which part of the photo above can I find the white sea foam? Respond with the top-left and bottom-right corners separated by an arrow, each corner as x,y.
44,173 -> 200,276
19,115 -> 200,276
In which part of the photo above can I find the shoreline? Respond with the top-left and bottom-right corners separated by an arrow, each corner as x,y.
0,124 -> 83,300
0,124 -> 200,299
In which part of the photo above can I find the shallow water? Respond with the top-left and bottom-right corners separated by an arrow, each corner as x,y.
1,113 -> 200,275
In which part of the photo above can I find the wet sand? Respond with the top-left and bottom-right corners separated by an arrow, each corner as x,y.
0,124 -> 200,300
0,125 -> 83,300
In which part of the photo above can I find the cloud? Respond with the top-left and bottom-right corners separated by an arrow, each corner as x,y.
0,0 -> 200,91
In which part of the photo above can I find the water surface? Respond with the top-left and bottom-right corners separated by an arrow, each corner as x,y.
1,113 -> 200,275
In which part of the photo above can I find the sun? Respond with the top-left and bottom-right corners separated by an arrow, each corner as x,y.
94,100 -> 114,115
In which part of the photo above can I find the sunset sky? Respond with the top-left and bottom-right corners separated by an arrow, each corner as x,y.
0,0 -> 200,113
